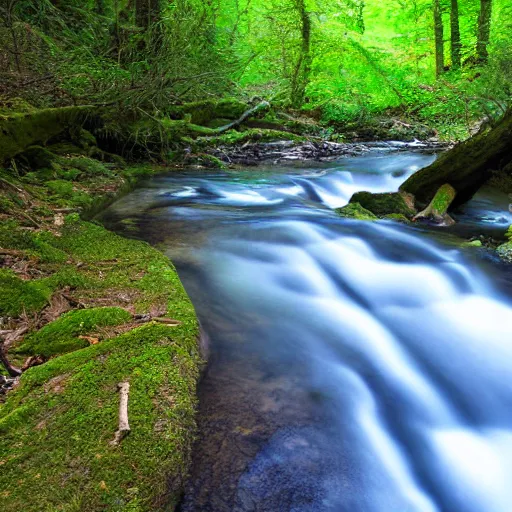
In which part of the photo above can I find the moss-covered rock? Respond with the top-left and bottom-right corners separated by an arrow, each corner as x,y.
335,202 -> 378,220
384,213 -> 410,223
349,191 -> 416,218
496,241 -> 512,262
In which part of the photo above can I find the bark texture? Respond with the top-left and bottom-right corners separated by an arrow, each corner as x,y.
476,0 -> 493,64
290,0 -> 312,107
433,0 -> 445,77
450,0 -> 461,69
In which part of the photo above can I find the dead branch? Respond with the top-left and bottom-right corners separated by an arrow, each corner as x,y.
110,382 -> 131,446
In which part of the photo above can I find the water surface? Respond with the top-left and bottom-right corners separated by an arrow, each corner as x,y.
101,151 -> 512,512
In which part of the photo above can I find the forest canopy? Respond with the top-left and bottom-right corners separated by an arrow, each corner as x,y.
0,0 -> 511,138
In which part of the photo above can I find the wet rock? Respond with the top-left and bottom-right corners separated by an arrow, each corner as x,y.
210,139 -> 447,166
350,191 -> 416,219
496,241 -> 512,262
335,203 -> 378,221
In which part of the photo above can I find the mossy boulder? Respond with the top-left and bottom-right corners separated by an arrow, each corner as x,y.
496,225 -> 512,262
335,202 -> 378,220
497,241 -> 512,262
462,240 -> 483,248
349,191 -> 416,218
0,323 -> 200,511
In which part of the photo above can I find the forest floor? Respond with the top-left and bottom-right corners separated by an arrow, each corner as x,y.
0,153 -> 203,511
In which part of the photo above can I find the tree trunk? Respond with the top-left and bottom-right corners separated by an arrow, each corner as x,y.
433,0 -> 445,77
450,0 -> 461,69
400,110 -> 512,208
290,0 -> 312,108
476,0 -> 493,64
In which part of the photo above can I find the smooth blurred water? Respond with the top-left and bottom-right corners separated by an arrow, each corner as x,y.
101,151 -> 512,512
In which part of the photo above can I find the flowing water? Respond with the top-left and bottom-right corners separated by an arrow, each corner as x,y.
101,150 -> 512,512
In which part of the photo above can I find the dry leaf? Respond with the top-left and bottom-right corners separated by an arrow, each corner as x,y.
79,336 -> 99,345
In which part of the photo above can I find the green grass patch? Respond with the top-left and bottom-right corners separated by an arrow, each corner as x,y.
0,323 -> 200,511
0,269 -> 53,317
16,307 -> 132,357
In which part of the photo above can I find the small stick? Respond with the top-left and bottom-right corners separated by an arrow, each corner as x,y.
110,382 -> 131,446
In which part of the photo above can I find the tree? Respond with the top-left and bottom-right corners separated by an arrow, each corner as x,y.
433,0 -> 444,77
290,0 -> 312,107
450,0 -> 461,69
476,0 -> 493,64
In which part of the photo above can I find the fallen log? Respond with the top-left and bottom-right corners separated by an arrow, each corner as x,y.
0,106 -> 96,164
400,109 -> 512,208
110,382 -> 131,446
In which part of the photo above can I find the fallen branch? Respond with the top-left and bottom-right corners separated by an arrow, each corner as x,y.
214,101 -> 270,134
110,382 -> 131,446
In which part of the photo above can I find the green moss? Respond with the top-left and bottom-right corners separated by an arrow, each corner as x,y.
0,106 -> 94,163
349,191 -> 416,218
335,202 -> 378,220
0,222 -> 68,263
384,213 -> 410,223
0,323 -> 200,511
497,241 -> 512,262
0,269 -> 53,317
62,156 -> 113,178
17,307 -> 132,357
505,225 -> 512,240
45,179 -> 74,197
461,240 -> 483,248
167,98 -> 247,125
429,183 -> 456,215
196,128 -> 307,148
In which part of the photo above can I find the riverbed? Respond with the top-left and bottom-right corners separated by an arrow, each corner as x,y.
101,150 -> 512,512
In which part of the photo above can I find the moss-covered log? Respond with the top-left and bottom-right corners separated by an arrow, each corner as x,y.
400,110 -> 512,208
414,183 -> 457,225
167,98 -> 248,125
0,106 -> 94,164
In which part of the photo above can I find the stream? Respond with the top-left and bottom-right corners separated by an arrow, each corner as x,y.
101,149 -> 512,512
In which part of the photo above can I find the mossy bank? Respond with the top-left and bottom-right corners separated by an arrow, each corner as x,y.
0,138 -> 202,510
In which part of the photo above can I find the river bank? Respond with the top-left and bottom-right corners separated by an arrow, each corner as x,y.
0,154 -> 202,510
